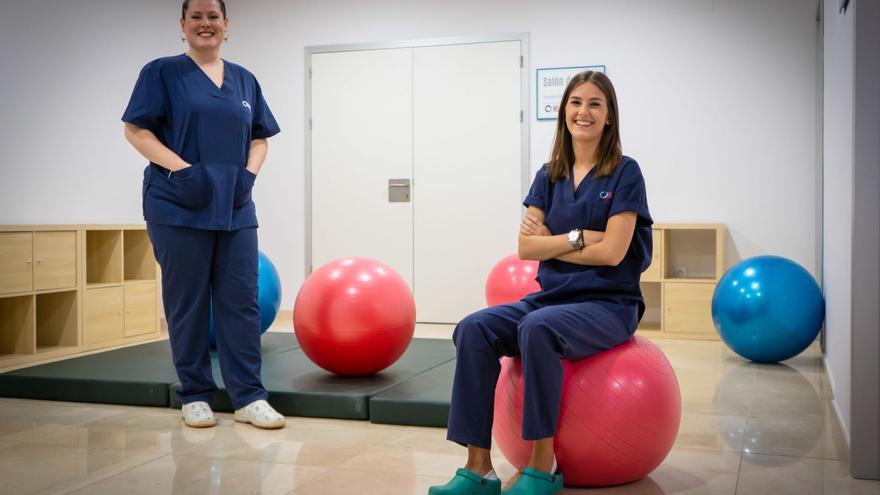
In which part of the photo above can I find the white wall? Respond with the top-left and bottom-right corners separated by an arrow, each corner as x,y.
821,0 -> 853,442
0,0 -> 820,311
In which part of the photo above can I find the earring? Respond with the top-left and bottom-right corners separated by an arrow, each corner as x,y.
224,32 -> 229,41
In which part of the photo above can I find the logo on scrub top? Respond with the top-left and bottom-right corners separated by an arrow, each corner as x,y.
242,100 -> 251,111
599,191 -> 613,200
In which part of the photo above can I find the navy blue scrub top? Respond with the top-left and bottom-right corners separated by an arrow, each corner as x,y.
522,156 -> 653,331
122,54 -> 281,231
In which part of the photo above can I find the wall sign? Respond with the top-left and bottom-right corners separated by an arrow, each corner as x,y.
536,65 -> 606,120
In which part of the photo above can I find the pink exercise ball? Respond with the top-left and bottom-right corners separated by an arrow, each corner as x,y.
493,336 -> 681,486
485,254 -> 540,306
293,257 -> 416,376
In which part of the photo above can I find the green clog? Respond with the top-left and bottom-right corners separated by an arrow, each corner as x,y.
501,467 -> 563,495
428,468 -> 502,495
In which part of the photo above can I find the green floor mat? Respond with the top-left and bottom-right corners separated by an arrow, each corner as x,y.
170,338 -> 456,420
0,340 -> 177,406
0,333 -> 299,407
369,359 -> 455,427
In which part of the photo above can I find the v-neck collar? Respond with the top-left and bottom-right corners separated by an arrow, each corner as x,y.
183,53 -> 228,94
567,164 -> 595,201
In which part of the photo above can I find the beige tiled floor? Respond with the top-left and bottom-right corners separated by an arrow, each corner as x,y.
0,324 -> 877,494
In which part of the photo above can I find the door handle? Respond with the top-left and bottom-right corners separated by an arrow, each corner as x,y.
388,179 -> 411,203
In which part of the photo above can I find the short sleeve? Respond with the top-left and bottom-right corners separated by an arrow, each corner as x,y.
608,160 -> 653,227
250,77 -> 280,139
523,165 -> 550,211
122,61 -> 166,135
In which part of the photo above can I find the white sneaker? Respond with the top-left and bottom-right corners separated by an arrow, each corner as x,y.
182,401 -> 216,428
234,399 -> 285,429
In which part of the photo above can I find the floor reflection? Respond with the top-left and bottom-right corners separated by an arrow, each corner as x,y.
714,362 -> 823,465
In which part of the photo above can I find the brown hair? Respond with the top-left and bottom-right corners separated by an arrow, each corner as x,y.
547,70 -> 622,181
182,0 -> 227,19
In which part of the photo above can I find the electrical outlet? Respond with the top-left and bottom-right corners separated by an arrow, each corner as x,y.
674,267 -> 688,278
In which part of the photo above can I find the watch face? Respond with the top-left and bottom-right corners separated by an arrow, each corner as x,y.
568,230 -> 578,242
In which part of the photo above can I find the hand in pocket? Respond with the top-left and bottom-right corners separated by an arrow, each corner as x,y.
233,168 -> 257,208
170,165 -> 211,208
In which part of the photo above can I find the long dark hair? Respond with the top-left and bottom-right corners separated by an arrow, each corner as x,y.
548,70 -> 622,181
182,0 -> 227,19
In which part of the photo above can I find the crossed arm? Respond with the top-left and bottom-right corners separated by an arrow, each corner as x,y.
517,206 -> 637,266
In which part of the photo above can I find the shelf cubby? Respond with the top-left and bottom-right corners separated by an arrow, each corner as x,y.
642,228 -> 663,282
639,281 -> 663,332
1,225 -> 160,372
663,228 -> 721,280
86,230 -> 123,285
0,295 -> 35,356
124,230 -> 156,282
638,224 -> 725,340
35,290 -> 78,351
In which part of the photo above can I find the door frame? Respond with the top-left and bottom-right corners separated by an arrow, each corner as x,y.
304,33 -> 531,276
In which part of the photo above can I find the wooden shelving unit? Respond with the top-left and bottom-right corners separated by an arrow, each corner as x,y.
0,225 -> 162,371
638,224 -> 725,340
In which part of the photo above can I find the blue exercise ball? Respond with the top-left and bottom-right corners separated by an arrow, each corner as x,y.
711,255 -> 824,363
208,251 -> 282,348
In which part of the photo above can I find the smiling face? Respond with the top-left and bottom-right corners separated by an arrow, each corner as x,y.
547,71 -> 622,180
564,81 -> 609,145
180,0 -> 228,52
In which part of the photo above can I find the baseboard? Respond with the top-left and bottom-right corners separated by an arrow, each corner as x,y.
823,357 -> 852,449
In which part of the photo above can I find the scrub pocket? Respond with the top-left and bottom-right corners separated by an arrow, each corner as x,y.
233,168 -> 257,208
166,165 -> 211,208
170,163 -> 211,208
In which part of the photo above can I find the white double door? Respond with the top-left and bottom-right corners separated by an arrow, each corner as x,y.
310,40 -> 524,323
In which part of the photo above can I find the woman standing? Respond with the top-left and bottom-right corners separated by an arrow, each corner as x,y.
122,0 -> 284,429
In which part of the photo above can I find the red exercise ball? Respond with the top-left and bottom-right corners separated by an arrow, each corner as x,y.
485,254 -> 540,306
493,336 -> 680,486
293,257 -> 416,376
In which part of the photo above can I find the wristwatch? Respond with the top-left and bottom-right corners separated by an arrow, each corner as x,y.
568,229 -> 584,250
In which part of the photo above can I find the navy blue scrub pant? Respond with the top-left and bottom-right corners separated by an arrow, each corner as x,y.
447,300 -> 633,449
147,223 -> 268,409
